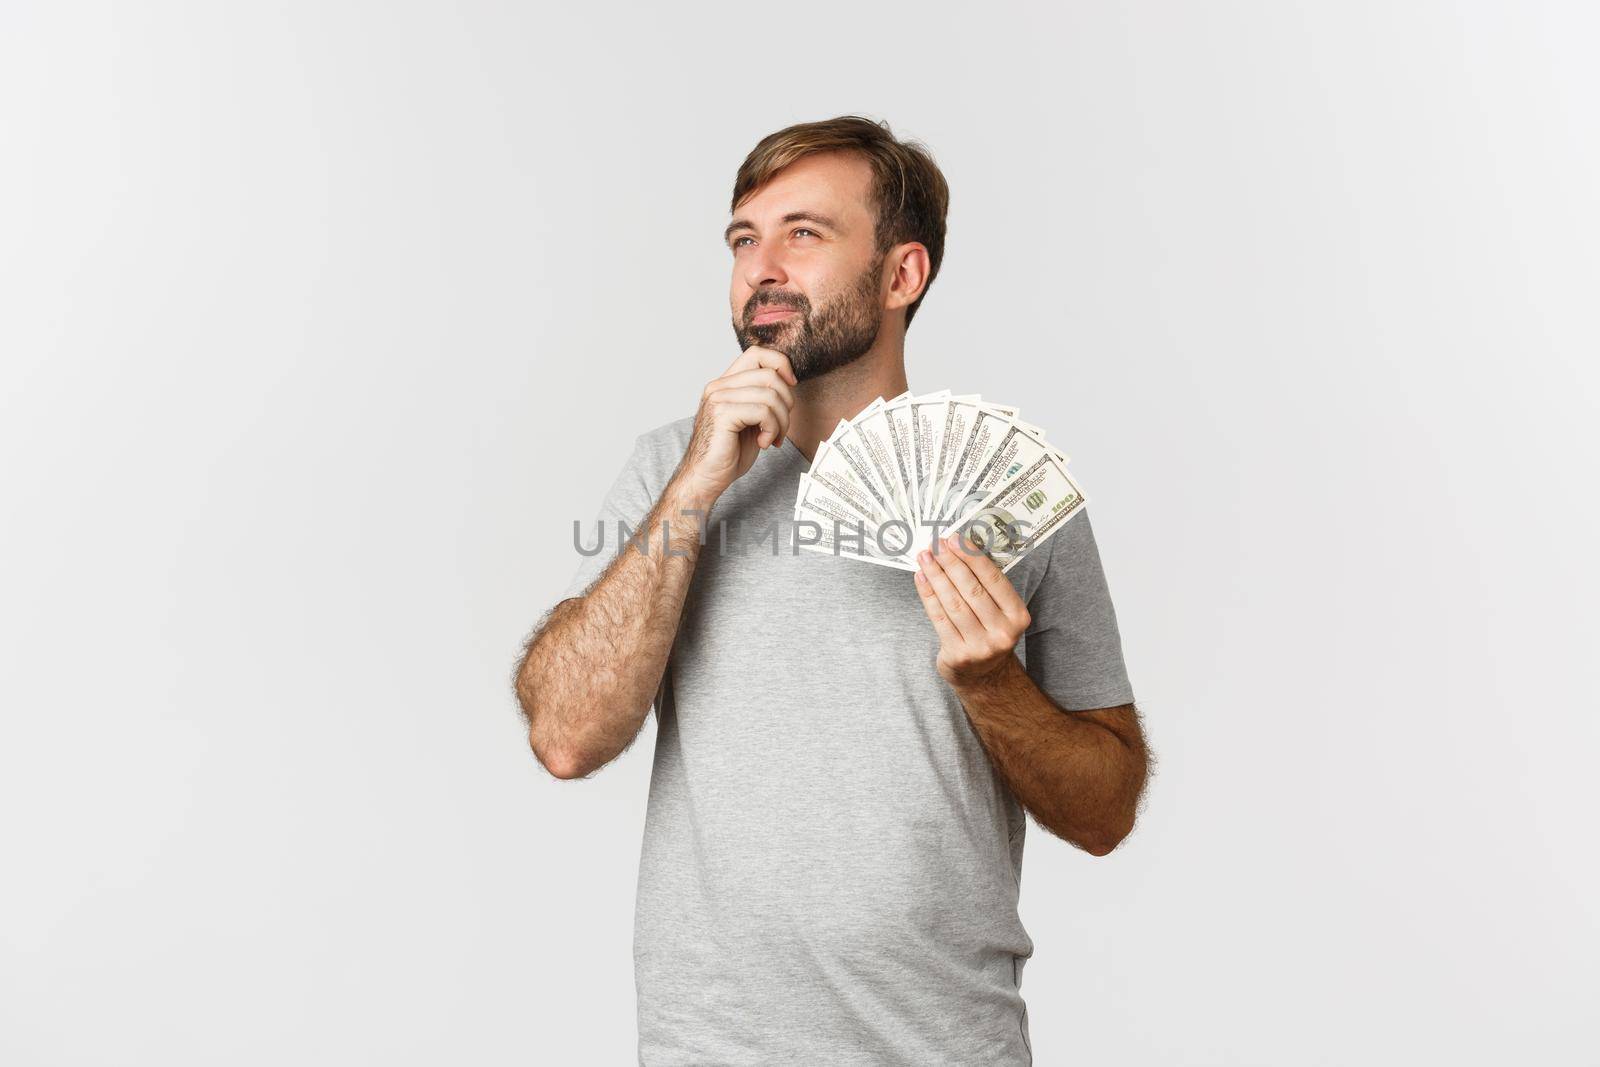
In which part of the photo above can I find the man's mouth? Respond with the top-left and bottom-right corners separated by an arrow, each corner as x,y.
751,307 -> 798,325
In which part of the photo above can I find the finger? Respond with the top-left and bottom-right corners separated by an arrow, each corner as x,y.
707,387 -> 790,446
711,401 -> 780,448
917,547 -> 985,644
913,569 -> 964,647
954,525 -> 1031,628
934,533 -> 1008,631
725,345 -> 798,386
712,368 -> 795,417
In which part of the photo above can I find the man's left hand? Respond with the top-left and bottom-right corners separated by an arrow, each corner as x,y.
914,532 -> 1032,687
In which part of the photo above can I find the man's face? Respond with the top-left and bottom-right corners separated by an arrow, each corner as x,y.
726,152 -> 888,382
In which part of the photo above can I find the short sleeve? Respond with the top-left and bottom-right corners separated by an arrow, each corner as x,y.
1021,509 -> 1136,710
556,434 -> 660,604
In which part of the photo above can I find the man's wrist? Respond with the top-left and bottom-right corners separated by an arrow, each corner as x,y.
664,479 -> 716,516
947,651 -> 1028,700
660,477 -> 718,547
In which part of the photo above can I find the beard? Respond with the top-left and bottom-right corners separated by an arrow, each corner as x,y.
731,252 -> 887,383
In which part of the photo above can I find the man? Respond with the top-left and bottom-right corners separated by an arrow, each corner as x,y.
514,115 -> 1150,1065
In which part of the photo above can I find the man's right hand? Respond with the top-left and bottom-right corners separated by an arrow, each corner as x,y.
674,346 -> 798,505
518,346 -> 796,779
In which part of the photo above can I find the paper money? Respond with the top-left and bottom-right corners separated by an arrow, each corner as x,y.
951,451 -> 1087,573
909,390 -> 951,522
931,403 -> 1013,523
793,473 -> 918,568
793,390 -> 1090,573
850,401 -> 917,528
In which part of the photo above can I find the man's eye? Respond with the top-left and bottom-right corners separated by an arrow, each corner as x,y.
731,229 -> 818,251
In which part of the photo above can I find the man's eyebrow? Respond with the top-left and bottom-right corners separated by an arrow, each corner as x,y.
723,211 -> 841,245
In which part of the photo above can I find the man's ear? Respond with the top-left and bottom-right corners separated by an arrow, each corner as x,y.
884,241 -> 930,312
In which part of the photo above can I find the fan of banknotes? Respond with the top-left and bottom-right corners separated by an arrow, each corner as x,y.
791,389 -> 1087,574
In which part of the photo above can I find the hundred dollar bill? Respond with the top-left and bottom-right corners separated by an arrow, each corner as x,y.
942,420 -> 1060,526
824,413 -> 899,523
951,451 -> 1088,574
884,397 -> 921,521
925,394 -> 982,523
794,473 -> 917,568
798,438 -> 897,528
850,399 -> 918,528
931,403 -> 1014,524
981,401 -> 1020,421
908,391 -> 950,522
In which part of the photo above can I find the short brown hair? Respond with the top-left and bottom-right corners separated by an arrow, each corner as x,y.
731,115 -> 950,329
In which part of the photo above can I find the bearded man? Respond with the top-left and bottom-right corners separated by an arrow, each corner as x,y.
514,114 -> 1149,1065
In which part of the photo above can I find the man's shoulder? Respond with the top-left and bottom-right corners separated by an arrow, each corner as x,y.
616,414 -> 695,491
1014,507 -> 1106,601
633,414 -> 696,457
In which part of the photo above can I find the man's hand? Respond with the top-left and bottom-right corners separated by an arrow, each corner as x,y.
914,531 -> 1032,687
516,346 -> 794,777
913,529 -> 1147,855
676,346 -> 798,505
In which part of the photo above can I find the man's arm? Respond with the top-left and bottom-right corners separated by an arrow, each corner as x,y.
513,347 -> 797,780
516,475 -> 713,779
914,532 -> 1150,855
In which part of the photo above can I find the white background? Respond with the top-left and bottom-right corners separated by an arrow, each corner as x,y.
3,3 -> 1596,1064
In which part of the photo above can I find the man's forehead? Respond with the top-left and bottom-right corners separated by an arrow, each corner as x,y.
730,153 -> 873,228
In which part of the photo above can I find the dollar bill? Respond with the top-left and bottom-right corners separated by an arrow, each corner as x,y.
925,394 -> 981,523
941,420 -> 1055,525
792,389 -> 1091,574
824,415 -> 899,522
951,451 -> 1088,573
883,398 -> 921,524
850,399 -> 918,528
798,439 -> 897,528
931,403 -> 1014,523
794,473 -> 917,568
909,391 -> 951,522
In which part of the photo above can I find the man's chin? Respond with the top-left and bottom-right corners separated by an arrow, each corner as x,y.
743,322 -> 795,349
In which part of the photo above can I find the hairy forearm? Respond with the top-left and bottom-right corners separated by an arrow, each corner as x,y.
516,477 -> 712,778
951,656 -> 1147,855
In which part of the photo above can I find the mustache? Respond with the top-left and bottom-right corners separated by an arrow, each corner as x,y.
746,294 -> 809,321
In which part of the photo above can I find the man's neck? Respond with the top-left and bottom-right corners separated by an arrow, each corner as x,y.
785,344 -> 910,464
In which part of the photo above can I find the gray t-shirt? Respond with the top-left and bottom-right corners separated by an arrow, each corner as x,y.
554,414 -> 1134,1065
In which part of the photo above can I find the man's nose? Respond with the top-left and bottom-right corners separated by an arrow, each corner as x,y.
743,243 -> 789,291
